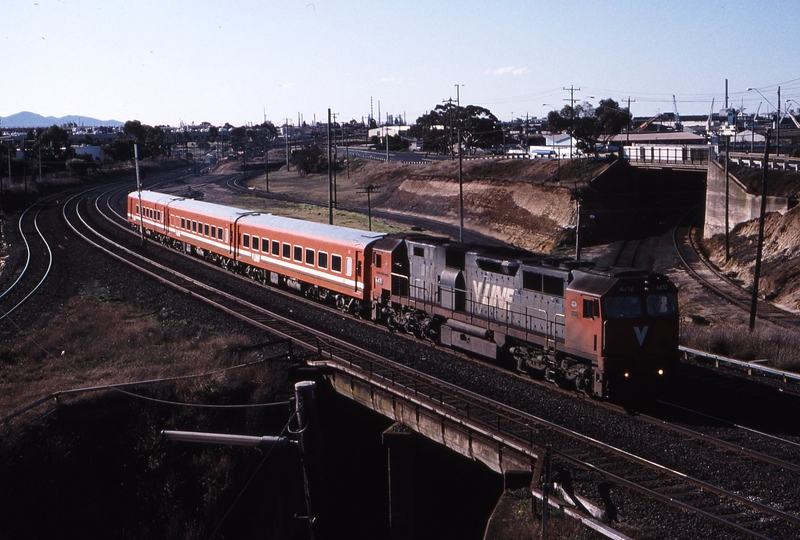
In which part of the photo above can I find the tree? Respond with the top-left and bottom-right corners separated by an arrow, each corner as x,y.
547,98 -> 631,155
290,144 -> 327,174
410,102 -> 503,155
122,120 -> 169,158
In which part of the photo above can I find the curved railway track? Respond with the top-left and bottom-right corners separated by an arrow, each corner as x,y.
55,185 -> 800,539
0,197 -> 56,322
673,210 -> 800,329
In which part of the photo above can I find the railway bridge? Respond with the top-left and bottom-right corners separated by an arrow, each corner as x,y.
305,357 -> 626,538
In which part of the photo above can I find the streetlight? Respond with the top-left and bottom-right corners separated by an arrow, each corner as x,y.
785,99 -> 800,128
748,86 -> 780,156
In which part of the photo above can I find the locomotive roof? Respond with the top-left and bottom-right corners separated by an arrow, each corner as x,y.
134,191 -> 385,246
568,268 -> 671,296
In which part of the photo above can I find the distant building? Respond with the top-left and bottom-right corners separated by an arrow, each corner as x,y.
527,133 -> 576,158
368,126 -> 410,139
74,145 -> 104,160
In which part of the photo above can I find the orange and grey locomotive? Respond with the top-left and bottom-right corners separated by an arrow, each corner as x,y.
129,190 -> 679,398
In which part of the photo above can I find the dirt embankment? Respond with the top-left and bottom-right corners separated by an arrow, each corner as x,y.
344,158 -> 609,252
706,203 -> 800,313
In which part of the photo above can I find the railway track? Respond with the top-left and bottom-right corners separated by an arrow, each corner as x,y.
0,196 -> 56,322
673,210 -> 800,329
57,185 -> 800,538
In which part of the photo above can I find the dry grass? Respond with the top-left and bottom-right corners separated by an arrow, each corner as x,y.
682,322 -> 800,371
0,280 -> 260,418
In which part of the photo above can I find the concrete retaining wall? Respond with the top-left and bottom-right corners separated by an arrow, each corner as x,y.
703,159 -> 788,238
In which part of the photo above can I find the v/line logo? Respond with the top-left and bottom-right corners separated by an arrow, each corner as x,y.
634,326 -> 649,346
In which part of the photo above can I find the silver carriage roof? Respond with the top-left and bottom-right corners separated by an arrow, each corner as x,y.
135,190 -> 385,247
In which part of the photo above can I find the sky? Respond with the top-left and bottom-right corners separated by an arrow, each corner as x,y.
3,0 -> 800,128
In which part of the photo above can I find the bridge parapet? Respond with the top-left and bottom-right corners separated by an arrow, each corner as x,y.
623,144 -> 709,170
730,152 -> 800,172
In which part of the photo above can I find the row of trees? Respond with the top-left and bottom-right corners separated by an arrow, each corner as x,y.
404,98 -> 631,156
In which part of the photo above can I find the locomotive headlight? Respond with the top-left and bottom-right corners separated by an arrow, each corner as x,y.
624,372 -> 629,378
658,369 -> 664,376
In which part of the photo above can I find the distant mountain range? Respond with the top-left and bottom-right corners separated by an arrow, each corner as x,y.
0,111 -> 124,128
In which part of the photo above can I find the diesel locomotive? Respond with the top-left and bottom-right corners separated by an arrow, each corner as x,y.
129,190 -> 680,398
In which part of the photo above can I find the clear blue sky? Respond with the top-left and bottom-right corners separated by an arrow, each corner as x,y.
3,0 -> 799,127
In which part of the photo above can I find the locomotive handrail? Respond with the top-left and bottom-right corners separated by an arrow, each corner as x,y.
552,313 -> 566,350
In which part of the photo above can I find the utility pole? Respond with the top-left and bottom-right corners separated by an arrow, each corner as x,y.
725,81 -> 730,261
134,143 -> 145,245
563,85 -> 580,159
776,86 -> 781,157
285,118 -> 290,171
357,184 -> 380,231
264,135 -> 270,193
327,109 -> 333,224
332,112 -> 338,208
455,84 -> 464,242
625,97 -> 636,148
750,130 -> 772,331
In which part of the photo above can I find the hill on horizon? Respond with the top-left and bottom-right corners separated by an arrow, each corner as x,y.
0,111 -> 123,128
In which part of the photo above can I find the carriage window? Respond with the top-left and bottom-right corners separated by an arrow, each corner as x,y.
261,238 -> 269,252
331,254 -> 342,273
305,248 -> 314,265
210,225 -> 216,238
294,245 -> 303,262
192,221 -> 197,232
204,224 -> 209,236
282,243 -> 291,259
272,240 -> 280,256
604,296 -> 642,319
646,293 -> 677,316
413,246 -> 425,258
346,257 -> 353,277
135,205 -> 140,215
180,217 -> 185,229
218,228 -> 224,240
318,251 -> 328,269
242,234 -> 250,248
252,236 -> 259,250
374,253 -> 382,268
542,275 -> 564,297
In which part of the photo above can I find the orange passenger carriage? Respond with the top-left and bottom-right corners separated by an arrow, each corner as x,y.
128,190 -> 384,311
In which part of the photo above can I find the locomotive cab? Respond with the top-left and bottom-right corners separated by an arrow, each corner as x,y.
566,269 -> 679,397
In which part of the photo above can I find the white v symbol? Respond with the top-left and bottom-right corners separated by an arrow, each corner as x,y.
634,326 -> 649,346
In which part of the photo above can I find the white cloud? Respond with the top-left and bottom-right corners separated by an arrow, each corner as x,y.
279,82 -> 296,89
484,66 -> 529,76
380,77 -> 402,85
